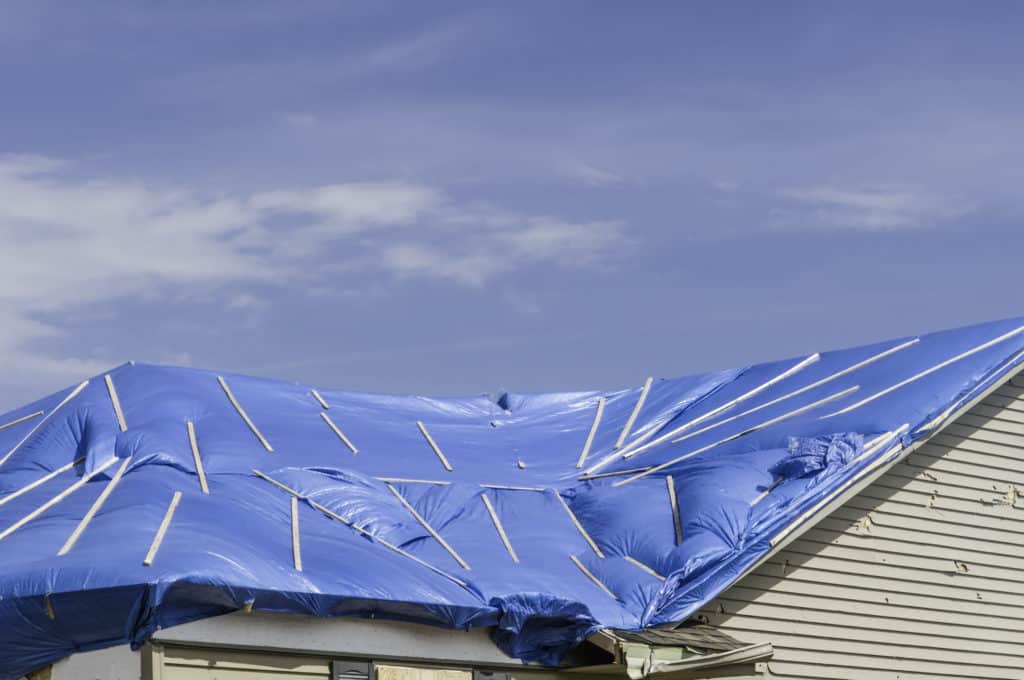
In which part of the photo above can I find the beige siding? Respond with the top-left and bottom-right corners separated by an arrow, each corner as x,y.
700,376 -> 1024,680
158,646 -> 330,679
149,646 -> 574,680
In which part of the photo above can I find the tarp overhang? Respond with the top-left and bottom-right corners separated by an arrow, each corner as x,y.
2,316 -> 1024,679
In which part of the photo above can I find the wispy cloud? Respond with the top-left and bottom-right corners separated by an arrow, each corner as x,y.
776,185 -> 972,230
0,154 -> 627,399
381,217 -> 626,285
559,160 -> 625,187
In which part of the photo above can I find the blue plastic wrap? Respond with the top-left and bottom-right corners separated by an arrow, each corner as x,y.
2,317 -> 1024,678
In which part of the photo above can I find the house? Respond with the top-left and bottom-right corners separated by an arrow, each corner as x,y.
4,317 -> 1024,680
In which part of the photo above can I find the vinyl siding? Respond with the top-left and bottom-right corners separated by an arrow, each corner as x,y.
698,375 -> 1024,680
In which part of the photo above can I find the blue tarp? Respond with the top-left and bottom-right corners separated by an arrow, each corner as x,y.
2,317 -> 1024,677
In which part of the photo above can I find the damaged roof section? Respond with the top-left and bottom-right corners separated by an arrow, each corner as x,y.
2,317 -> 1024,679
594,626 -> 773,678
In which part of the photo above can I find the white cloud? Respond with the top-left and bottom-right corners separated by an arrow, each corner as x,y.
381,217 -> 626,286
778,186 -> 972,230
560,160 -> 625,187
0,155 -> 627,401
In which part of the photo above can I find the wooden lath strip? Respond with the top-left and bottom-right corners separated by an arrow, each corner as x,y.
416,421 -> 453,471
311,389 -> 330,410
615,378 -> 652,449
104,374 -> 127,432
376,477 -> 451,486
58,457 -> 132,555
186,421 -> 209,494
578,466 -> 653,481
480,483 -> 546,491
612,386 -> 859,487
320,412 -> 358,454
750,479 -> 782,507
217,376 -> 273,452
600,354 -> 821,469
0,410 -> 43,432
0,457 -> 85,508
0,457 -> 117,543
553,491 -> 604,558
570,555 -> 617,600
576,397 -> 606,469
666,475 -> 682,545
480,493 -> 519,563
144,491 -> 182,566
0,380 -> 89,468
387,483 -> 469,569
673,338 -> 922,447
623,555 -> 665,581
824,326 -> 1024,417
252,469 -> 468,588
291,496 -> 303,572
313,497 -> 469,588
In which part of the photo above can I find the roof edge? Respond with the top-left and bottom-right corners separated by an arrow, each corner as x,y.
722,349 -> 1024,594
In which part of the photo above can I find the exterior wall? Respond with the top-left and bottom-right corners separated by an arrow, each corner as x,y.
142,613 -> 594,680
44,612 -> 614,680
144,644 -> 588,680
49,645 -> 139,680
699,374 -> 1024,679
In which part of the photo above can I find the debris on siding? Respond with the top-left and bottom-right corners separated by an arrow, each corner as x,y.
983,485 -> 1021,508
854,514 -> 874,533
954,560 -> 970,573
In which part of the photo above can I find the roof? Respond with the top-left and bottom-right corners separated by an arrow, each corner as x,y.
2,317 -> 1024,678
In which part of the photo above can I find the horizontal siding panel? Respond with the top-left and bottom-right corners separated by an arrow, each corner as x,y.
916,441 -> 1024,475
905,450 -> 1024,486
854,483 -> 1018,519
164,671 -> 327,680
871,472 -> 1008,503
955,411 -> 1024,433
842,494 -> 1024,537
882,462 -> 1009,495
703,622 -> 1024,667
806,520 -> 1024,562
758,558 -> 1024,607
827,505 -> 1024,550
163,648 -> 329,677
976,391 -> 1024,413
734,571 -> 1024,620
764,549 -> 1024,598
708,585 -> 1024,632
962,404 -> 1024,424
765,659 -> 1004,680
925,434 -> 1024,465
798,526 -> 1024,571
701,606 -> 1024,655
936,426 -> 1024,453
989,382 -> 1024,400
783,536 -> 1024,584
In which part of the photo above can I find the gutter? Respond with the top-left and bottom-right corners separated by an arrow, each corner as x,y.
589,631 -> 773,679
648,642 -> 774,676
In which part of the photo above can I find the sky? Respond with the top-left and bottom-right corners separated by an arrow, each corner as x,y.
1,1 -> 1024,411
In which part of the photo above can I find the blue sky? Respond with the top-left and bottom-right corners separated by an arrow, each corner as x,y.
1,2 -> 1023,410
